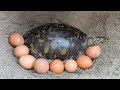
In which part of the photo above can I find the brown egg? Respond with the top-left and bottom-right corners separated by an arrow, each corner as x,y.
19,55 -> 36,70
9,33 -> 24,47
34,58 -> 49,74
76,55 -> 93,69
86,45 -> 101,59
50,59 -> 64,74
14,45 -> 29,58
64,59 -> 77,73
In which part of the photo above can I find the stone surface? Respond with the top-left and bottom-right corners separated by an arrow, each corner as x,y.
0,11 -> 119,79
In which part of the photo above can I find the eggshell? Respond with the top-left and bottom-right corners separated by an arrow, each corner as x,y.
64,59 -> 77,73
86,45 -> 101,59
50,59 -> 64,74
14,45 -> 29,58
9,33 -> 24,47
34,58 -> 49,74
76,55 -> 93,69
19,55 -> 36,69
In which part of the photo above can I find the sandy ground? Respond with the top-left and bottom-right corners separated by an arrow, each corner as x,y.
0,11 -> 120,79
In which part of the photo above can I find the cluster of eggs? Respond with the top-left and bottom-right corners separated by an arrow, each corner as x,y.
9,33 -> 101,74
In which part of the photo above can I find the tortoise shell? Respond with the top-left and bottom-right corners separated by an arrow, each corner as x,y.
24,22 -> 88,61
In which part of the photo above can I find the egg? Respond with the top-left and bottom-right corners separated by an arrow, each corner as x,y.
14,45 -> 29,58
34,58 -> 49,74
19,55 -> 36,70
86,45 -> 101,59
76,55 -> 93,69
50,59 -> 64,74
64,59 -> 77,73
9,33 -> 24,47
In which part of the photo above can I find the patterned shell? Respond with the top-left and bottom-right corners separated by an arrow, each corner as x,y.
24,22 -> 87,61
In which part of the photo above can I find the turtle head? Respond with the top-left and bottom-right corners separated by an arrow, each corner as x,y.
86,36 -> 108,46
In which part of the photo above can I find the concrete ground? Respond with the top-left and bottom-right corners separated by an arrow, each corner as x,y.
0,11 -> 120,79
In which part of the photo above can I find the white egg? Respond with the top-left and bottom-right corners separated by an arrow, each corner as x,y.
64,59 -> 77,73
14,45 -> 29,58
19,55 -> 36,69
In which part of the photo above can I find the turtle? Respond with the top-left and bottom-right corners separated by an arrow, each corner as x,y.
23,22 -> 108,61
